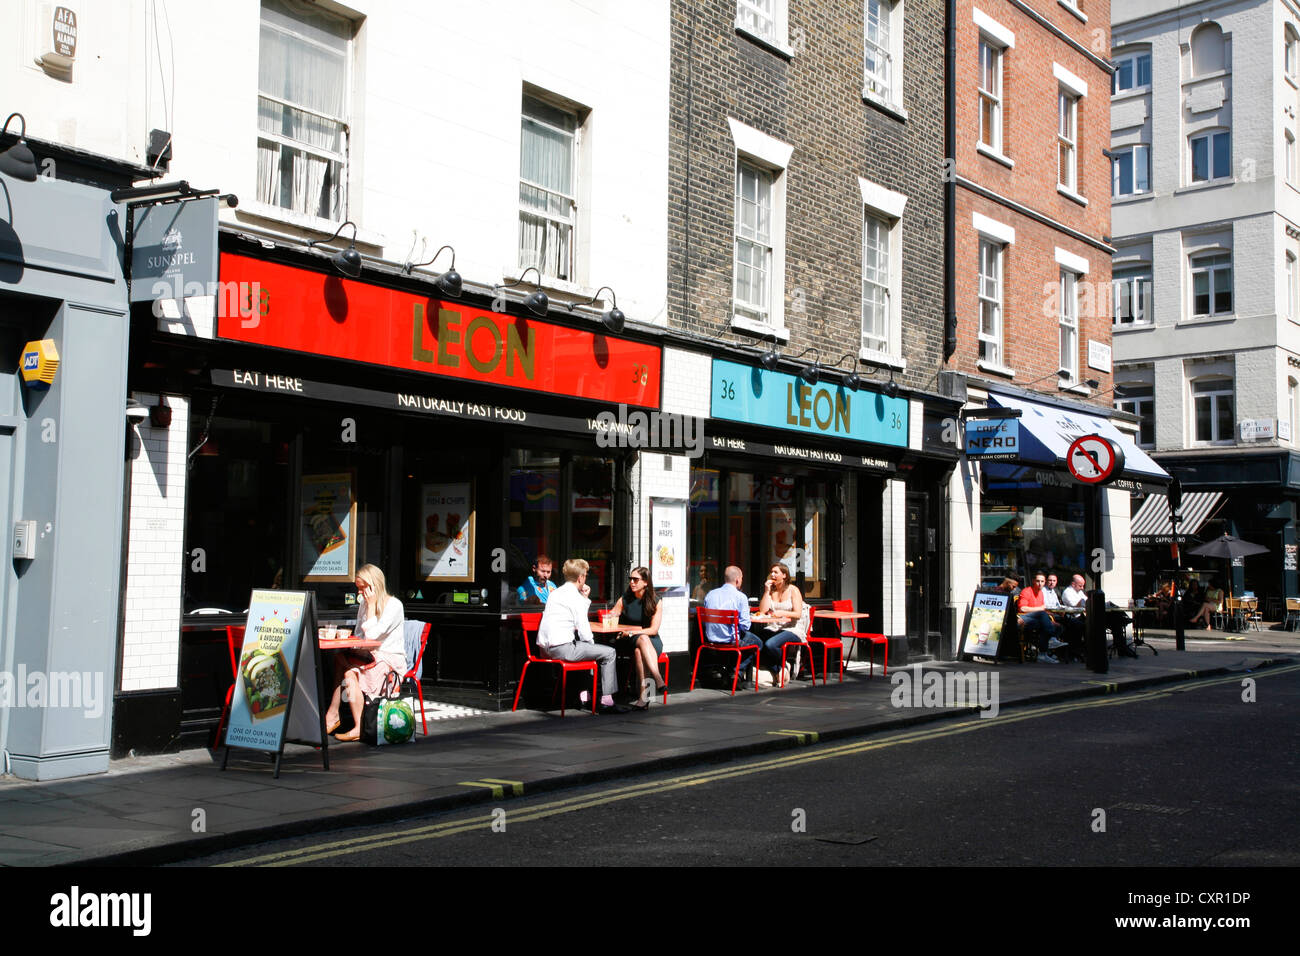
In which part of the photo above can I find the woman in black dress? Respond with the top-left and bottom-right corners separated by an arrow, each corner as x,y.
610,566 -> 666,709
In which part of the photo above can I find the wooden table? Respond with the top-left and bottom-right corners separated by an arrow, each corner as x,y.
589,621 -> 640,635
318,637 -> 383,652
815,610 -> 870,622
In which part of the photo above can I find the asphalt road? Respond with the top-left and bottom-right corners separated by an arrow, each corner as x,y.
185,666 -> 1300,868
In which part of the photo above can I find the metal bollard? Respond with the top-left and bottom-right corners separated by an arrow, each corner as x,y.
1086,589 -> 1108,674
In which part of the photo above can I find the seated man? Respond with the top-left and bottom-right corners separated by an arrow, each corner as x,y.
536,558 -> 627,714
1043,573 -> 1062,609
1018,572 -> 1064,663
517,554 -> 557,605
702,565 -> 760,683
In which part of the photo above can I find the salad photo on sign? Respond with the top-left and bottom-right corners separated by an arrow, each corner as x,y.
301,472 -> 356,582
420,481 -> 476,581
225,591 -> 307,753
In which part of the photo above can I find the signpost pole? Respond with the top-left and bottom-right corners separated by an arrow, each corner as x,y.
1168,477 -> 1185,652
1086,485 -> 1107,673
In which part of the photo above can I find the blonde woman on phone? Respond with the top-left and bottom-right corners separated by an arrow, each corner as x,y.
325,564 -> 407,740
756,563 -> 807,682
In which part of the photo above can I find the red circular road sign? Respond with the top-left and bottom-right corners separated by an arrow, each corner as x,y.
1066,434 -> 1125,485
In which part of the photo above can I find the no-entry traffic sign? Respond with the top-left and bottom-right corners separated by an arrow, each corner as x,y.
1066,434 -> 1125,485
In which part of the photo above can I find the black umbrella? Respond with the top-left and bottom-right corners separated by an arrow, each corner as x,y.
1188,535 -> 1270,606
1188,534 -> 1270,561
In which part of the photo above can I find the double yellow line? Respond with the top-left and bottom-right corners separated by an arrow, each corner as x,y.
222,665 -> 1298,866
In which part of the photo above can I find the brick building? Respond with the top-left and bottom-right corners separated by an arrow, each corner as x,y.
945,0 -> 1168,647
664,0 -> 960,661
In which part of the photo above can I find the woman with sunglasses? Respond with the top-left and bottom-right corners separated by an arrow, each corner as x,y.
325,564 -> 407,740
610,566 -> 667,710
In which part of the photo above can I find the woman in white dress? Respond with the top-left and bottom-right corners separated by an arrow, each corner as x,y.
325,564 -> 407,740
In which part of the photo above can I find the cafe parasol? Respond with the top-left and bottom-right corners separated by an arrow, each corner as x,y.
1188,534 -> 1270,594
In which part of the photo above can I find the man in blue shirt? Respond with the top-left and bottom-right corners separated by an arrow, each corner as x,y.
702,565 -> 759,678
517,555 -> 557,605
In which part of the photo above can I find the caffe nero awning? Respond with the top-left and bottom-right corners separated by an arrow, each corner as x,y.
1129,491 -> 1224,545
988,392 -> 1169,482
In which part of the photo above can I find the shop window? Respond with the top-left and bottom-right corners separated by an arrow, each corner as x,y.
980,503 -> 1086,589
1111,49 -> 1151,94
519,93 -> 582,282
506,449 -> 619,605
183,410 -> 292,613
1112,145 -> 1150,196
1114,382 -> 1155,446
1191,376 -> 1235,443
690,466 -> 835,601
256,0 -> 354,223
1190,251 -> 1232,317
1113,267 -> 1152,325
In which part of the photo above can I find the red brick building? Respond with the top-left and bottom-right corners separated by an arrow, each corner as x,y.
950,0 -> 1113,394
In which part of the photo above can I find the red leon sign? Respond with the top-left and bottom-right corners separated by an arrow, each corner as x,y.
217,252 -> 661,408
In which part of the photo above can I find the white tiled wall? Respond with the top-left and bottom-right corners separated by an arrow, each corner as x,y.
661,347 -> 712,418
634,450 -> 691,654
120,392 -> 188,691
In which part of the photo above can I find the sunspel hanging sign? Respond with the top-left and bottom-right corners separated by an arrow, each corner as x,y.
217,253 -> 662,408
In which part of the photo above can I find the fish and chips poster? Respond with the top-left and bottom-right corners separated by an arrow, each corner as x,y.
420,481 -> 475,581
650,498 -> 686,589
301,472 -> 356,582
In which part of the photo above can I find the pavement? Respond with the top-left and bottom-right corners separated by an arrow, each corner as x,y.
2,625 -> 1297,867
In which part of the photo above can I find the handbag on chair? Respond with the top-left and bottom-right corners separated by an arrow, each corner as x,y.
361,672 -> 416,746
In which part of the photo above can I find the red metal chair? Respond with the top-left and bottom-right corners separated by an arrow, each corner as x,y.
805,604 -> 845,684
656,651 -> 671,703
832,600 -> 888,677
215,625 -> 245,748
690,608 -> 760,694
402,620 -> 432,734
511,613 -> 598,715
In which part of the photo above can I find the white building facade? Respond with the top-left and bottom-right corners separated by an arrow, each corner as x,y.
1111,0 -> 1300,604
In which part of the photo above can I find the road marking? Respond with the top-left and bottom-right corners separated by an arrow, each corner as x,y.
222,664 -> 1300,866
480,778 -> 525,796
1084,681 -> 1118,692
459,781 -> 507,798
768,729 -> 820,744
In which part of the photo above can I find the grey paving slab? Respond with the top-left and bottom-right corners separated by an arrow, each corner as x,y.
214,787 -> 358,814
0,799 -> 98,826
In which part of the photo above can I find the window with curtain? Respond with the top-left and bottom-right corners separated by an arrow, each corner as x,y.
1114,382 -> 1155,446
257,0 -> 351,221
1190,251 -> 1232,317
519,95 -> 578,281
1192,377 -> 1234,443
1112,145 -> 1150,196
1111,50 -> 1151,94
1190,130 -> 1231,183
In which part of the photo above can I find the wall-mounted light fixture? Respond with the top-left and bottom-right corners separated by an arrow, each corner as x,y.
496,267 -> 548,317
567,285 -> 625,334
882,371 -> 899,399
306,221 -> 362,278
403,243 -> 462,297
789,347 -> 821,386
832,353 -> 862,391
0,113 -> 38,182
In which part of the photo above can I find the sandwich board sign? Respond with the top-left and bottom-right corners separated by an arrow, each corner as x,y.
960,588 -> 1015,659
222,590 -> 328,777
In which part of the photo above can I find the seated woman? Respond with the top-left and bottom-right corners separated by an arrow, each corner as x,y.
756,563 -> 808,682
610,566 -> 666,710
1188,579 -> 1224,630
325,564 -> 407,741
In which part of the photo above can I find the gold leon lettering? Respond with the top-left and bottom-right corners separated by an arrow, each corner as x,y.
412,304 -> 535,380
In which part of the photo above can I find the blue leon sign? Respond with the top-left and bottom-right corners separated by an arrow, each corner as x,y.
966,418 -> 1020,459
710,359 -> 908,447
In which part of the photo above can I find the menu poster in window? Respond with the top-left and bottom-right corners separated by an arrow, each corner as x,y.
420,482 -> 476,581
649,497 -> 686,589
960,589 -> 1013,658
301,473 -> 356,583
222,590 -> 328,776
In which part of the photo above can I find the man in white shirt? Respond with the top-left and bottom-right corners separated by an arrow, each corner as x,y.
1061,574 -> 1087,608
537,558 -> 627,714
1043,573 -> 1062,609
